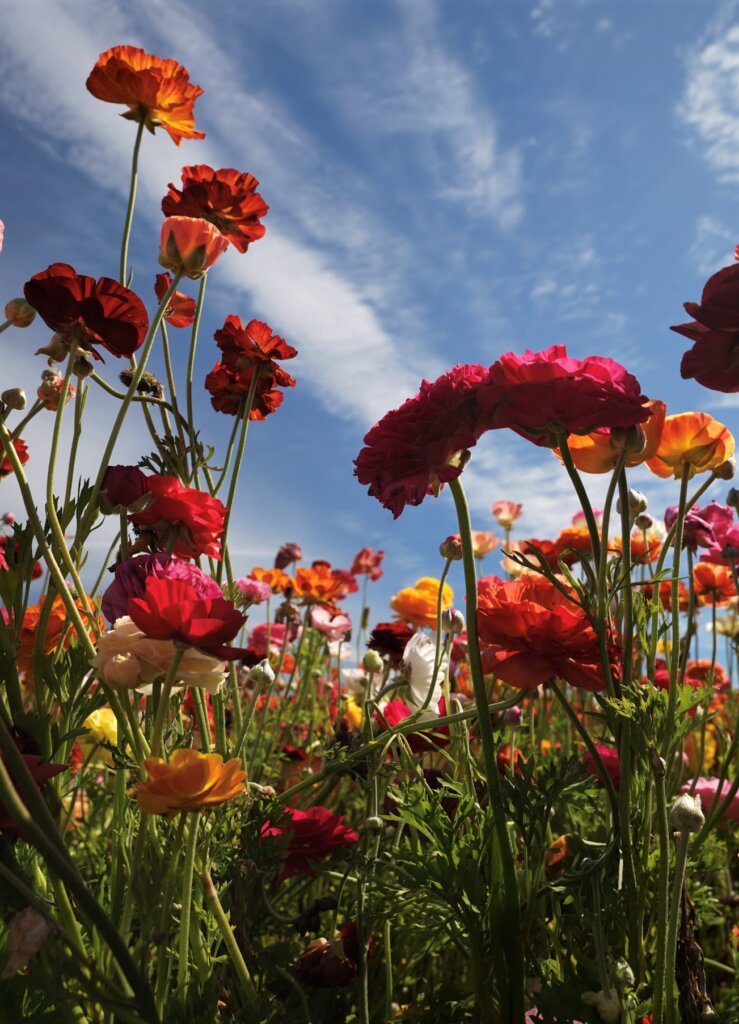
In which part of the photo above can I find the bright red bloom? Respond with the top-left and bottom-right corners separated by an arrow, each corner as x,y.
350,547 -> 385,580
214,316 -> 297,381
129,475 -> 227,560
0,439 -> 29,478
374,698 -> 450,753
161,165 -> 268,253
355,364 -> 490,518
477,575 -> 608,691
483,345 -> 651,447
0,753 -> 66,833
261,806 -> 358,879
204,361 -> 285,419
127,577 -> 245,659
159,217 -> 229,278
583,744 -> 621,790
154,273 -> 196,328
24,263 -> 148,361
671,262 -> 739,393
86,45 -> 205,145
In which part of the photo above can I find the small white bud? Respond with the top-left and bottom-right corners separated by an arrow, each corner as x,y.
669,793 -> 705,833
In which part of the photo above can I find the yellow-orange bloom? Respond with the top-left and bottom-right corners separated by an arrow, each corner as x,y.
554,400 -> 666,474
249,566 -> 293,593
693,562 -> 737,606
137,748 -> 246,815
17,595 -> 101,678
646,412 -> 734,480
293,565 -> 345,605
390,577 -> 454,629
86,45 -> 205,145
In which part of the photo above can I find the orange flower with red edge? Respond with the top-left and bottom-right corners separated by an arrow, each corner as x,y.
154,274 -> 196,329
249,567 -> 293,593
86,46 -> 205,145
554,400 -> 666,474
646,412 -> 735,480
17,594 -> 101,678
390,577 -> 454,629
294,564 -> 346,605
162,165 -> 268,252
693,562 -> 737,606
555,526 -> 594,562
137,748 -> 245,815
0,438 -> 29,478
159,217 -> 229,279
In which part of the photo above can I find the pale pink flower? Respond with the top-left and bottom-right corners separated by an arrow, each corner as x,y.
310,605 -> 352,642
491,500 -> 522,529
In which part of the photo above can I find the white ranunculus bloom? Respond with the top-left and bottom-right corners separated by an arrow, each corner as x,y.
402,632 -> 447,715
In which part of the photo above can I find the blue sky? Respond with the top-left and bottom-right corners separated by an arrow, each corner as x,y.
1,0 -> 738,628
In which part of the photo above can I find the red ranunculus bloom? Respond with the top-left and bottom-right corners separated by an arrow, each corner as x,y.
351,547 -> 385,580
482,345 -> 651,447
583,744 -> 621,790
204,362 -> 284,419
214,316 -> 297,381
261,806 -> 358,879
127,577 -> 246,659
129,475 -> 227,560
154,273 -> 196,328
367,621 -> 414,666
86,45 -> 205,145
161,165 -> 268,253
24,263 -> 149,361
354,364 -> 490,518
0,439 -> 29,478
477,575 -> 609,691
0,753 -> 66,833
100,465 -> 150,512
671,263 -> 739,394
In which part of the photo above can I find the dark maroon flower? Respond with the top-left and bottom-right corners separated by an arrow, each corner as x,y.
367,621 -> 414,666
294,924 -> 361,988
275,542 -> 303,570
0,753 -> 66,833
671,263 -> 739,393
100,465 -> 150,513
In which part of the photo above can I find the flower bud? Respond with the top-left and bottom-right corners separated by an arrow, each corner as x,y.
37,371 -> 75,412
35,333 -> 68,364
73,355 -> 95,379
439,534 -> 463,561
1,388 -> 26,411
616,488 -> 647,517
100,465 -> 150,514
274,542 -> 303,570
727,487 -> 739,510
159,216 -> 229,279
1,907 -> 53,978
249,659 -> 276,688
441,607 -> 465,634
502,705 -> 522,727
634,513 -> 654,531
611,424 -> 647,455
715,456 -> 736,481
4,297 -> 36,328
669,792 -> 705,833
363,649 -> 384,674
2,512 -> 15,525
366,815 -> 384,833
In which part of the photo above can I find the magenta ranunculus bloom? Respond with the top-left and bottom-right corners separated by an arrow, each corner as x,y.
234,577 -> 272,605
248,621 -> 299,658
583,743 -> 620,790
101,554 -> 223,623
683,777 -> 739,821
700,518 -> 739,567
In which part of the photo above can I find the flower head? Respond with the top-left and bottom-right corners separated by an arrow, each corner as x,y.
154,273 -> 196,328
683,776 -> 739,820
137,748 -> 245,815
471,530 -> 499,558
101,554 -> 223,623
0,438 -> 28,478
391,577 -> 454,630
367,621 -> 414,666
159,216 -> 229,278
261,806 -> 358,879
161,165 -> 268,252
293,564 -> 346,605
554,399 -> 666,473
310,606 -> 352,642
274,542 -> 303,570
350,547 -> 384,580
671,262 -> 739,393
204,361 -> 285,419
86,45 -> 205,145
491,500 -> 522,529
24,263 -> 148,361
129,475 -> 227,560
693,562 -> 737,606
214,316 -> 297,380
646,412 -> 734,480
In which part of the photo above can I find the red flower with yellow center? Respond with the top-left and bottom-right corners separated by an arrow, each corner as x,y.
137,748 -> 245,815
161,165 -> 268,252
646,412 -> 734,480
86,45 -> 205,145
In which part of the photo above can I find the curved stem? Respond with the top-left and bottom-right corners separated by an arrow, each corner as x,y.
120,120 -> 145,286
651,761 -> 671,1024
663,829 -> 690,1024
185,274 -> 208,477
661,468 -> 690,759
217,376 -> 259,585
177,812 -> 201,991
557,433 -> 601,564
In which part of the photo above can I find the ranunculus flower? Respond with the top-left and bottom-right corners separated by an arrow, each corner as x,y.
491,500 -> 522,529
0,438 -> 29,478
261,806 -> 359,879
17,594 -> 101,679
274,542 -> 302,570
664,503 -> 720,551
610,527 -> 663,565
159,216 -> 229,278
214,316 -> 297,378
671,262 -> 739,393
683,777 -> 739,820
354,364 -> 490,517
646,412 -> 735,480
102,554 -> 223,623
100,465 -> 150,513
154,273 -> 196,328
583,744 -> 621,790
374,697 -> 450,752
554,399 -> 666,473
642,580 -> 690,612
204,361 -> 285,419
86,45 -> 205,145
693,562 -> 737,606
367,621 -> 414,666
471,530 -> 499,558
129,475 -> 227,560
477,575 -> 609,691
294,926 -> 360,988
310,606 -> 352,642
137,748 -> 246,815
350,547 -> 384,580
293,564 -> 346,605
483,345 -> 651,447
24,263 -> 148,361
249,566 -> 293,593
233,576 -> 272,605
402,632 -> 448,712
162,165 -> 268,252
390,577 -> 454,630
248,621 -> 297,659
128,577 -> 246,659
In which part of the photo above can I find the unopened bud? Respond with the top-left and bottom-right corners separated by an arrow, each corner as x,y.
634,513 -> 653,531
35,333 -> 68,364
611,424 -> 647,455
669,793 -> 705,833
648,747 -> 666,776
617,488 -> 647,517
249,660 -> 276,688
1,388 -> 26,411
363,650 -> 384,674
727,487 -> 739,510
73,355 -> 94,379
2,512 -> 15,525
715,456 -> 736,481
614,958 -> 635,988
502,705 -> 522,727
366,815 -> 384,833
4,298 -> 36,328
439,534 -> 463,561
441,607 -> 465,634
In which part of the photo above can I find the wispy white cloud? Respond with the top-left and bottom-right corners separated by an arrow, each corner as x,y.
688,215 -> 735,275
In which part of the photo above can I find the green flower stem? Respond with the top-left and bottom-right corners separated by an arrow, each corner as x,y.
448,476 -> 523,1022
212,689 -> 227,755
9,398 -> 44,440
0,318 -> 13,334
227,663 -> 243,756
557,433 -> 601,564
216,377 -> 259,586
119,689 -> 149,764
149,648 -> 185,759
185,274 -> 208,476
551,682 -> 619,822
64,380 -> 88,511
191,685 -> 213,753
158,323 -> 189,467
211,409 -> 243,494
200,861 -> 259,1011
154,814 -> 187,1012
177,812 -> 201,992
89,372 -> 186,429
663,829 -> 690,1024
651,759 -> 671,1024
661,467 -> 690,760
119,120 -> 145,286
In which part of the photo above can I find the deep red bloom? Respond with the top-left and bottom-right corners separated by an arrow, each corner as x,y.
161,165 -> 268,253
129,475 -> 226,560
367,621 -> 414,666
204,362 -> 285,419
354,364 -> 490,517
0,753 -> 66,833
351,547 -> 384,581
214,316 -> 297,381
127,577 -> 246,659
477,575 -> 608,691
154,273 -> 196,328
0,439 -> 29,478
274,542 -> 303,570
101,465 -> 150,512
331,569 -> 358,597
261,806 -> 358,878
294,923 -> 362,988
583,744 -> 620,790
373,698 -> 450,753
671,263 -> 739,393
24,263 -> 148,360
482,345 -> 651,446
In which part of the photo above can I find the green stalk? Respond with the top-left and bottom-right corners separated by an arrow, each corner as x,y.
149,648 -> 185,758
661,468 -> 690,759
651,760 -> 671,1024
663,829 -> 690,1024
216,377 -> 260,586
185,274 -> 208,476
201,862 -> 259,1011
177,812 -> 201,991
119,120 -> 145,286
557,433 -> 601,564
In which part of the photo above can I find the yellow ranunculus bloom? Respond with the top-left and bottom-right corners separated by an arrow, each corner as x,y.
390,577 -> 454,630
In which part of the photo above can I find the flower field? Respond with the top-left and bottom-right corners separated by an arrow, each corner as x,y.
1,42 -> 739,1024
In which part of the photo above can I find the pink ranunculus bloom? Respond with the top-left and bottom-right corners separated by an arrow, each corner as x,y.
234,577 -> 272,605
583,744 -> 621,790
350,547 -> 385,581
572,507 -> 604,529
310,605 -> 352,642
491,500 -> 522,529
248,621 -> 298,658
666,500 -> 734,553
101,554 -> 223,623
683,777 -> 739,821
483,345 -> 652,447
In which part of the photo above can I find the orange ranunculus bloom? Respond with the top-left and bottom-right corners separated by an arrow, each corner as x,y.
250,567 -> 294,593
293,564 -> 345,606
646,412 -> 735,480
641,579 -> 690,612
390,577 -> 454,630
471,530 -> 499,558
555,526 -> 594,561
693,562 -> 737,606
610,529 -> 663,565
86,45 -> 205,145
137,748 -> 246,815
17,594 -> 101,678
159,216 -> 229,279
553,400 -> 666,474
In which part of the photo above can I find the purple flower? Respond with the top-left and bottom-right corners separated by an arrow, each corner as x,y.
102,554 -> 223,623
665,500 -> 735,553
